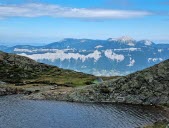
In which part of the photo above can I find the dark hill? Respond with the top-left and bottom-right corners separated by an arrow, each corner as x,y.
0,51 -> 96,86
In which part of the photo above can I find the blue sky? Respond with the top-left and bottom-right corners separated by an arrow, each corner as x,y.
0,0 -> 169,45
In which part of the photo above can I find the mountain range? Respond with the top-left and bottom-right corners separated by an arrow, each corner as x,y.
1,36 -> 169,76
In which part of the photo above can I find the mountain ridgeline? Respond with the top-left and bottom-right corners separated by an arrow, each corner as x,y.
0,51 -> 97,86
68,59 -> 169,105
1,36 -> 169,76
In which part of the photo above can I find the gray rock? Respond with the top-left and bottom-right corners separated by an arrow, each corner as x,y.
66,59 -> 169,106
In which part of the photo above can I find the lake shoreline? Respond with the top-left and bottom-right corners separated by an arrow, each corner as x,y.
1,84 -> 169,128
1,85 -> 169,110
1,90 -> 169,128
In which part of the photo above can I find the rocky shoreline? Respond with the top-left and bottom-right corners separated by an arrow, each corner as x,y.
0,87 -> 23,96
0,85 -> 169,128
59,59 -> 169,106
143,119 -> 169,128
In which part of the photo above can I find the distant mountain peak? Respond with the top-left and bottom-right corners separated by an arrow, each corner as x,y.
137,40 -> 154,46
142,40 -> 153,45
116,36 -> 135,46
108,36 -> 135,42
80,39 -> 87,43
117,36 -> 134,42
62,38 -> 75,41
59,38 -> 89,43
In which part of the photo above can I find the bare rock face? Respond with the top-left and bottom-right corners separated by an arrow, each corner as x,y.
68,59 -> 169,105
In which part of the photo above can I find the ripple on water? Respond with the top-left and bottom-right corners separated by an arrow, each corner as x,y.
0,95 -> 168,128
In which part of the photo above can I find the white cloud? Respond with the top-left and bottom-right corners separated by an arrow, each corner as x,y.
0,3 -> 152,19
114,48 -> 141,51
127,57 -> 135,67
95,45 -> 103,49
18,49 -> 101,62
158,49 -> 163,52
104,50 -> 124,62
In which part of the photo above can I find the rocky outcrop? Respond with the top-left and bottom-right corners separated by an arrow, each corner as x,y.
143,120 -> 169,128
67,59 -> 169,105
0,87 -> 23,96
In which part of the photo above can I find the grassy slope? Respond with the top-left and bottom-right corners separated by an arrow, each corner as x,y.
0,51 -> 117,87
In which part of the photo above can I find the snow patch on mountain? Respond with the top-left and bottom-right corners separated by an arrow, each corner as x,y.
144,40 -> 152,45
118,36 -> 135,46
104,50 -> 124,62
117,36 -> 133,41
19,50 -> 101,62
108,36 -> 135,46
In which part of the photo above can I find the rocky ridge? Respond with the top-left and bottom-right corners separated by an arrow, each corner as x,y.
66,59 -> 169,106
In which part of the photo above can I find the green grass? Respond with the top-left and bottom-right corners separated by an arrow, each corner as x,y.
0,51 -> 118,87
0,62 -> 119,87
0,64 -> 96,86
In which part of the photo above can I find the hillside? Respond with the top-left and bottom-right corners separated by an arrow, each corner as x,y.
67,59 -> 169,105
0,51 -> 97,86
